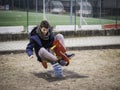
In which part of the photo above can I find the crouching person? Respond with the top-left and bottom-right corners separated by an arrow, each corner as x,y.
26,20 -> 74,78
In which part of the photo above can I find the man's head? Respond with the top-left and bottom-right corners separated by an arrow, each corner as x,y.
40,20 -> 50,35
40,20 -> 50,29
36,20 -> 51,40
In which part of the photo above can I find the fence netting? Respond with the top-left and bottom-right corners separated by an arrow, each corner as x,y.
0,0 -> 120,30
0,0 -> 120,52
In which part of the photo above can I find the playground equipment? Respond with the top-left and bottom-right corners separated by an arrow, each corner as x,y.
46,0 -> 65,14
76,1 -> 93,17
41,40 -> 70,69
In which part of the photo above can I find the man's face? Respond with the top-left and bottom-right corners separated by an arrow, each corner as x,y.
41,27 -> 49,35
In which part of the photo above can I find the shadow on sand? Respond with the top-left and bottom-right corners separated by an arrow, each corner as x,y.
32,69 -> 89,82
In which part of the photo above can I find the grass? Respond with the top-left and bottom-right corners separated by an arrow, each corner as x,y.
0,10 -> 120,30
0,10 -> 43,27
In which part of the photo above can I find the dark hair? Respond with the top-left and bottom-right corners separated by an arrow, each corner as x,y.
40,20 -> 50,29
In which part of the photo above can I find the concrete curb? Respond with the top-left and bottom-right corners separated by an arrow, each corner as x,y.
0,35 -> 120,54
0,44 -> 120,54
0,29 -> 120,41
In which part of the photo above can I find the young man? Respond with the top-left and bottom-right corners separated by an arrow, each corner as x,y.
26,20 -> 74,77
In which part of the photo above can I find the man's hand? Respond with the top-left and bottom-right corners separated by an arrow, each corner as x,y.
28,55 -> 34,60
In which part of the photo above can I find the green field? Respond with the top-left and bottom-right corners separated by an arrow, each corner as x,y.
0,10 -> 119,29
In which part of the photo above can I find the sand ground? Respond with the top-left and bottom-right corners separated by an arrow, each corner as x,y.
0,49 -> 120,90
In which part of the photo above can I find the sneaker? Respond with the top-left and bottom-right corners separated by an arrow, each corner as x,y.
65,53 -> 75,58
52,63 -> 63,78
58,59 -> 68,66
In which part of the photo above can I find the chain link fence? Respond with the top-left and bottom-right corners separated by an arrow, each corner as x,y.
0,0 -> 120,30
0,0 -> 120,52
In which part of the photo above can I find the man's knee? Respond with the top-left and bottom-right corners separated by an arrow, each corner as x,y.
38,47 -> 46,56
55,34 -> 64,40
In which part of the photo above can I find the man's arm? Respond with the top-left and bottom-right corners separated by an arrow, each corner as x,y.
26,38 -> 35,57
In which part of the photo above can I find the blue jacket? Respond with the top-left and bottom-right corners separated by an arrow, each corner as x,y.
26,26 -> 54,62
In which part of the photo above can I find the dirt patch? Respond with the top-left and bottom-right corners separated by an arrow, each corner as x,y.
0,49 -> 120,90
